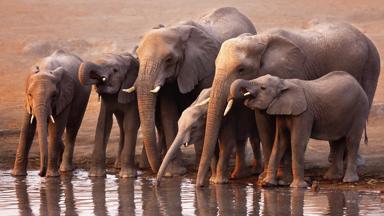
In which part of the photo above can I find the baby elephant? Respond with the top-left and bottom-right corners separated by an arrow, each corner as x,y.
157,88 -> 262,185
13,50 -> 91,177
229,71 -> 369,187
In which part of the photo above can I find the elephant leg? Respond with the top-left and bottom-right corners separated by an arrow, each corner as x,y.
114,112 -> 125,169
119,105 -> 140,178
289,120 -> 312,188
46,114 -> 67,177
159,92 -> 186,176
254,110 -> 276,180
324,138 -> 345,180
230,138 -> 249,179
90,102 -> 113,177
249,134 -> 263,175
343,124 -> 363,183
13,111 -> 36,176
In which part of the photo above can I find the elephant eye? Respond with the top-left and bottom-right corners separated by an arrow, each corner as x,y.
165,56 -> 173,64
260,86 -> 266,90
113,68 -> 118,73
237,67 -> 245,74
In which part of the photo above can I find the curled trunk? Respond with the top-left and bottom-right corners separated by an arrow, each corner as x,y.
35,110 -> 48,176
229,79 -> 253,99
156,133 -> 187,185
78,61 -> 100,85
196,79 -> 229,186
137,60 -> 161,173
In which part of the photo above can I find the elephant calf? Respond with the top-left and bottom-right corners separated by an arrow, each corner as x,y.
13,50 -> 91,177
78,53 -> 140,178
229,71 -> 369,187
157,88 -> 262,185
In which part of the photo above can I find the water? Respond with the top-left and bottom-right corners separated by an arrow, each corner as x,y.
0,170 -> 383,216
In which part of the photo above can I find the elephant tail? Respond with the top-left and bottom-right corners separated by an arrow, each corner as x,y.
364,123 -> 368,145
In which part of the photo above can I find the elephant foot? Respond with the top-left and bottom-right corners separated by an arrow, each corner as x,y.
257,171 -> 267,183
323,167 -> 343,180
164,160 -> 187,177
290,179 -> 308,188
231,167 -> 251,179
343,172 -> 359,183
114,159 -> 121,169
260,175 -> 277,187
46,170 -> 60,178
119,167 -> 137,178
89,167 -> 106,177
12,169 -> 27,176
277,173 -> 293,186
212,175 -> 229,184
59,163 -> 74,173
209,175 -> 217,184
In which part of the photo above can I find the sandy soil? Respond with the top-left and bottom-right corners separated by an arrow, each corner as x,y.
0,0 -> 383,188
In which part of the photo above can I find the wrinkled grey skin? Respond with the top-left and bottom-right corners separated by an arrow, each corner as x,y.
130,7 -> 257,175
78,53 -> 141,178
156,88 -> 262,185
229,72 -> 369,187
197,20 -> 380,187
12,50 -> 91,177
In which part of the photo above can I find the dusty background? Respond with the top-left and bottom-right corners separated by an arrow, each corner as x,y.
0,0 -> 383,183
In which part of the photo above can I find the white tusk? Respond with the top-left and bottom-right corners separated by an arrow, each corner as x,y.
150,86 -> 161,93
244,92 -> 251,96
30,115 -> 34,124
50,115 -> 55,124
184,142 -> 189,147
122,86 -> 136,93
224,99 -> 234,116
102,77 -> 107,82
194,98 -> 210,107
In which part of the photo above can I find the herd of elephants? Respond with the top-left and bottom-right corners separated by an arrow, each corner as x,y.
10,7 -> 380,188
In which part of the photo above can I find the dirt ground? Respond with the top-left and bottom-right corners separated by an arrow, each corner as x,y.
0,0 -> 383,189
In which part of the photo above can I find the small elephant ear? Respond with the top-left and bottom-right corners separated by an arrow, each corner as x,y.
118,55 -> 139,104
267,80 -> 307,116
53,67 -> 75,115
177,26 -> 220,94
261,34 -> 306,74
24,74 -> 33,113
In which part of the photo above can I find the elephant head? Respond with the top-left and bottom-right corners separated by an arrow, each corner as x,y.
229,76 -> 307,115
78,53 -> 138,104
196,33 -> 306,186
25,65 -> 75,176
156,88 -> 210,184
126,25 -> 220,172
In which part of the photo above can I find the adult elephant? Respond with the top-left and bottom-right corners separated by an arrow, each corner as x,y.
12,50 -> 91,177
78,53 -> 141,178
124,7 -> 256,173
196,20 -> 380,186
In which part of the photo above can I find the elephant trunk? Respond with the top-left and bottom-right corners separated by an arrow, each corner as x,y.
196,77 -> 230,187
136,60 -> 161,173
78,61 -> 101,85
229,79 -> 253,100
35,107 -> 48,176
156,132 -> 188,185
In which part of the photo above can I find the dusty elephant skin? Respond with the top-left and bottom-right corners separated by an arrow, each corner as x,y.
156,88 -> 262,185
12,50 -> 91,177
196,20 -> 381,187
229,72 -> 369,187
78,53 -> 141,178
125,7 -> 257,174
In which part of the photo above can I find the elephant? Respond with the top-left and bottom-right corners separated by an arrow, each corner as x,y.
123,7 -> 257,174
229,72 -> 369,187
156,88 -> 262,185
196,20 -> 380,187
78,52 -> 141,178
12,50 -> 91,177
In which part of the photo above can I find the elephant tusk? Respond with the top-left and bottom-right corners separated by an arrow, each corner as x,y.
150,86 -> 161,93
194,98 -> 210,107
244,92 -> 251,96
101,77 -> 107,82
224,99 -> 234,116
184,142 -> 189,147
122,86 -> 136,93
30,115 -> 34,124
50,115 -> 55,124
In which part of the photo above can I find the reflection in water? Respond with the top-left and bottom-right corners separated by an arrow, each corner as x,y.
0,170 -> 383,215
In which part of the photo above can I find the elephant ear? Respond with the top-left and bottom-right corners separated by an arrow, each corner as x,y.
24,74 -> 33,114
267,80 -> 307,116
177,26 -> 220,94
118,55 -> 139,104
53,67 -> 75,115
261,33 -> 306,76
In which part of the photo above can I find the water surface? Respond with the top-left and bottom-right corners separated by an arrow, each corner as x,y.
0,170 -> 383,215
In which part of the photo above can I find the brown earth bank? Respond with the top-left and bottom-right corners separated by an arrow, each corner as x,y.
0,0 -> 383,190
